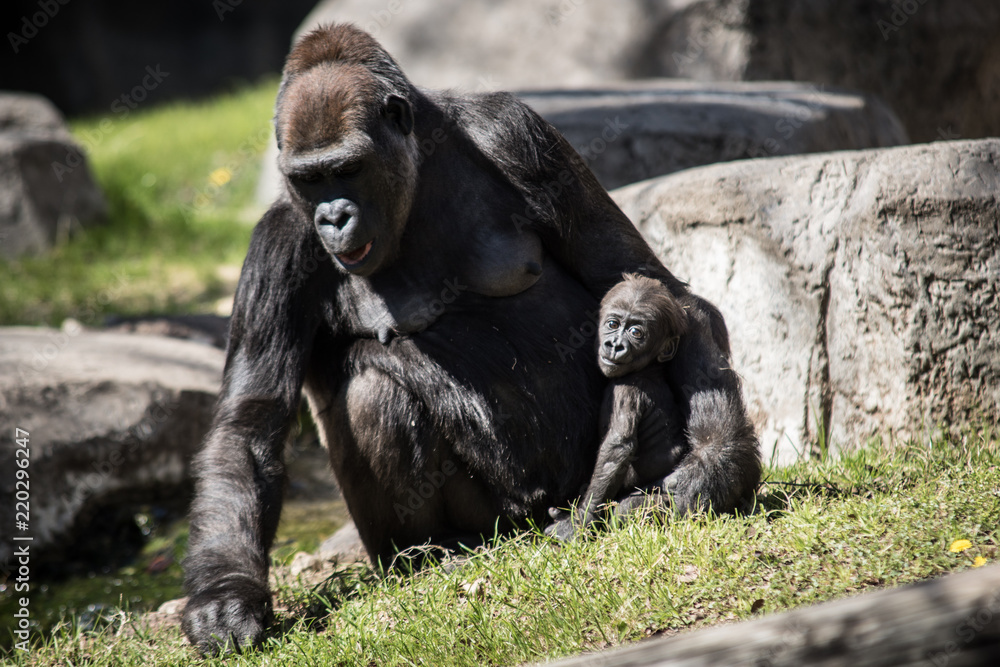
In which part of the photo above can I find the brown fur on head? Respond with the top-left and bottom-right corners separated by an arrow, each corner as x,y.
601,274 -> 689,339
274,23 -> 421,278
275,23 -> 414,152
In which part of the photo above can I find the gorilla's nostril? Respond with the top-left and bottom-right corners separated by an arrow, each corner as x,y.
333,211 -> 352,229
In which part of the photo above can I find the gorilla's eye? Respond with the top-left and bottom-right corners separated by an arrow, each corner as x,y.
628,326 -> 644,339
334,161 -> 362,178
606,318 -> 620,330
298,171 -> 324,184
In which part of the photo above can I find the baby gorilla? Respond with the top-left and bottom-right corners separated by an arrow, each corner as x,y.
547,274 -> 690,540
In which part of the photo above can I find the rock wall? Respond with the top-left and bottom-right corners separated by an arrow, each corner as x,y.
612,139 -> 1000,462
294,0 -> 999,142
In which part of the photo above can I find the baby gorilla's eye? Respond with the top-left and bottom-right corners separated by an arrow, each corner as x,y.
628,326 -> 644,339
606,318 -> 620,330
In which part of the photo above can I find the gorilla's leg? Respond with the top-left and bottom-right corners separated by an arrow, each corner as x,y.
655,296 -> 761,515
664,389 -> 760,515
321,366 -> 498,567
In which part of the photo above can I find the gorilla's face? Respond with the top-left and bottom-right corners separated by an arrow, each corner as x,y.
277,65 -> 418,276
597,275 -> 687,378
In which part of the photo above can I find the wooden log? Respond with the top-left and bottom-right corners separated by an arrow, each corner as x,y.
536,565 -> 1000,666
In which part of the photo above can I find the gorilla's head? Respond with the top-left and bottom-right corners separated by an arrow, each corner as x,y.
275,24 -> 421,276
597,274 -> 689,378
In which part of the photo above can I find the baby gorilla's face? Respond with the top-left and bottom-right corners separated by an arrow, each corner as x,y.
597,308 -> 662,377
597,275 -> 688,378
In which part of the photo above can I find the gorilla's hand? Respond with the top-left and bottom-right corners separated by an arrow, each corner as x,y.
181,576 -> 273,655
545,516 -> 580,541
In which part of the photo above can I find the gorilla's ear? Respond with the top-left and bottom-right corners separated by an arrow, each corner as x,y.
384,95 -> 414,135
657,336 -> 680,363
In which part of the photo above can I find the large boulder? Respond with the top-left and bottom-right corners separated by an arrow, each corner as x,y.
0,93 -> 106,259
257,80 -> 906,202
0,327 -> 224,564
519,81 -> 906,190
295,0 -> 999,143
612,139 -> 1000,463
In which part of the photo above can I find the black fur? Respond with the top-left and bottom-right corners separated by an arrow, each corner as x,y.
546,276 -> 760,541
182,23 -> 760,654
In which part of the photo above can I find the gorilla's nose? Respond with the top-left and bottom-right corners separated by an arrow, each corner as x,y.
603,338 -> 628,361
315,200 -> 359,230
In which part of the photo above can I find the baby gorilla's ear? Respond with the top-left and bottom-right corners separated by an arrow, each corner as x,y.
657,336 -> 680,363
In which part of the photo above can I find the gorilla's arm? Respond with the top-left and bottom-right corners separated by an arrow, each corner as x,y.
546,381 -> 646,541
473,95 -> 759,513
182,203 -> 320,654
465,94 -> 688,305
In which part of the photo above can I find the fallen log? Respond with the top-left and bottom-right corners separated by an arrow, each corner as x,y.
537,565 -> 1000,666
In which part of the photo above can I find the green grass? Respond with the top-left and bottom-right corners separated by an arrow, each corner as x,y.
0,78 -> 279,325
3,80 -> 998,666
9,430 -> 999,666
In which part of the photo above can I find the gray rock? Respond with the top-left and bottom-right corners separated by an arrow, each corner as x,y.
612,139 -> 1000,463
0,93 -> 106,259
317,520 -> 367,563
0,326 -> 224,563
519,81 -> 906,190
257,79 -> 906,202
293,0 -> 999,142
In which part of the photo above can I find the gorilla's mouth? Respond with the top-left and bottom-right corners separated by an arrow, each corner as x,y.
336,241 -> 374,267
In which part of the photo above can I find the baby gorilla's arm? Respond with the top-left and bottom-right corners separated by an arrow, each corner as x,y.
546,381 -> 648,540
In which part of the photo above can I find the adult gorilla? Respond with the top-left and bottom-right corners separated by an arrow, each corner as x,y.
182,23 -> 760,653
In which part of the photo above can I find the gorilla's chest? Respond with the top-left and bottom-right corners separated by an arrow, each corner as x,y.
335,220 -> 547,342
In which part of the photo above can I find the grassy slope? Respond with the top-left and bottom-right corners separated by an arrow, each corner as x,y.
3,82 -> 998,666
14,432 -> 1000,666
